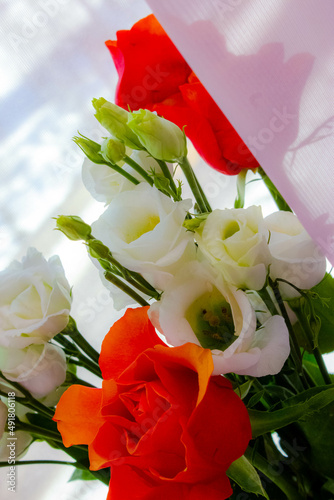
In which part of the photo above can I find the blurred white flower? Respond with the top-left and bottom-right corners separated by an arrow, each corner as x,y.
264,211 -> 327,298
0,400 -> 33,461
91,184 -> 195,290
0,343 -> 66,399
196,206 -> 271,290
82,149 -> 173,205
0,248 -> 72,349
149,261 -> 290,376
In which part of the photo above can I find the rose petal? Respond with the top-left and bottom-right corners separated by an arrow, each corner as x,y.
53,385 -> 103,447
99,307 -> 165,380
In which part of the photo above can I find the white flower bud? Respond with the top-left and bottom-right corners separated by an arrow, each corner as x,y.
0,343 -> 66,399
264,211 -> 327,298
127,109 -> 187,162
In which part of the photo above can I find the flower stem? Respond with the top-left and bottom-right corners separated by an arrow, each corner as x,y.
54,336 -> 102,378
105,160 -> 140,185
124,155 -> 154,185
268,279 -> 303,373
63,320 -> 100,365
104,271 -> 149,306
276,278 -> 332,386
258,167 -> 292,212
155,159 -> 180,200
0,371 -> 55,418
0,460 -> 78,468
234,169 -> 247,208
179,157 -> 211,213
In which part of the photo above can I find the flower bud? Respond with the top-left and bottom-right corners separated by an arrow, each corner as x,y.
100,137 -> 126,164
0,343 -> 67,399
73,135 -> 104,164
127,109 -> 187,162
92,98 -> 142,149
55,215 -> 92,241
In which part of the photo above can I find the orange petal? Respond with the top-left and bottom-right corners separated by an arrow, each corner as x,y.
53,385 -> 104,447
100,307 -> 165,380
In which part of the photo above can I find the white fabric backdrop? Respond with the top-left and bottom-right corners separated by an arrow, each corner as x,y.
146,0 -> 334,266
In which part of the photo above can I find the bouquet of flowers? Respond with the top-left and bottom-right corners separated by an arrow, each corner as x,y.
1,14 -> 334,500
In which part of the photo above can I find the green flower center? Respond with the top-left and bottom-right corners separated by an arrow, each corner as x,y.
185,287 -> 237,351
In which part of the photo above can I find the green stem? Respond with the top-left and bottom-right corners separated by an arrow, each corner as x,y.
0,372 -> 55,418
258,167 -> 292,212
269,279 -> 303,374
234,169 -> 247,208
0,460 -> 78,468
104,271 -> 149,307
64,322 -> 100,365
179,157 -> 210,213
69,358 -> 102,378
54,337 -> 102,378
124,155 -> 154,185
86,236 -> 159,299
155,159 -> 180,199
257,287 -> 279,316
276,278 -> 332,386
195,174 -> 212,212
105,160 -> 140,185
16,422 -> 65,444
244,448 -> 304,500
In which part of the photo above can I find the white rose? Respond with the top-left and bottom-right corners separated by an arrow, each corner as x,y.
0,400 -> 33,461
82,149 -> 173,205
0,343 -> 66,398
264,211 -> 327,298
91,184 -> 195,290
196,206 -> 271,290
148,261 -> 290,376
0,248 -> 72,348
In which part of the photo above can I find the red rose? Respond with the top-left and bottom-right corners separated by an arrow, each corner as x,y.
54,307 -> 252,499
106,14 -> 258,174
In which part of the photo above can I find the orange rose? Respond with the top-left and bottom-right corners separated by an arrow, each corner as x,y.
54,307 -> 251,499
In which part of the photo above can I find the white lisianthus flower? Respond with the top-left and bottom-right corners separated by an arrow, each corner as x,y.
0,343 -> 66,399
263,211 -> 327,298
0,248 -> 72,349
82,149 -> 172,205
195,206 -> 271,290
0,400 -> 33,461
148,261 -> 290,376
91,184 -> 195,290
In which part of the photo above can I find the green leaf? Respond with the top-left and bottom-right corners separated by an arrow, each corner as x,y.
234,380 -> 254,400
298,399 -> 334,479
227,455 -> 269,499
247,391 -> 265,408
249,384 -> 334,438
69,468 -> 97,482
289,273 -> 334,354
323,479 -> 334,494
